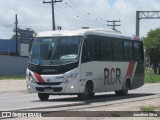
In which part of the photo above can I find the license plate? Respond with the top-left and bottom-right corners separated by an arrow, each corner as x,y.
44,88 -> 53,92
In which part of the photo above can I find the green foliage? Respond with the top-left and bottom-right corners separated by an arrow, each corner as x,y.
141,106 -> 160,112
145,73 -> 160,83
144,28 -> 160,73
0,76 -> 25,80
145,68 -> 160,83
141,106 -> 155,112
11,28 -> 37,39
11,28 -> 19,40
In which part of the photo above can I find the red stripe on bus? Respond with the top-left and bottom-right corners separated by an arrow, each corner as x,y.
34,73 -> 45,83
126,62 -> 136,77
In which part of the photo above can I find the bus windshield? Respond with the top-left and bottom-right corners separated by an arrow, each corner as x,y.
29,36 -> 82,66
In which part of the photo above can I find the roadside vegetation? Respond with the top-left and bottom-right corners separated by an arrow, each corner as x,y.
145,68 -> 160,83
0,76 -> 25,80
144,28 -> 160,74
141,106 -> 160,112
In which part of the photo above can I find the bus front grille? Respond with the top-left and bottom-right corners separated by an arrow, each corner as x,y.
36,82 -> 62,85
35,87 -> 63,92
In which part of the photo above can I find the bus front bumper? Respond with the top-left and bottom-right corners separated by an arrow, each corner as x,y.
26,80 -> 84,94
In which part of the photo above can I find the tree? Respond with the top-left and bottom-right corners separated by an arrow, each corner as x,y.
25,28 -> 37,37
11,28 -> 37,39
11,28 -> 20,40
144,28 -> 160,74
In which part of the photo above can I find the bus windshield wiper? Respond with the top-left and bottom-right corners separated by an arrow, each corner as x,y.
49,48 -> 55,65
49,41 -> 57,65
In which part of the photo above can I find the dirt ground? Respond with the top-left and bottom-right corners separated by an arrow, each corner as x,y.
0,80 -> 27,94
1,80 -> 160,120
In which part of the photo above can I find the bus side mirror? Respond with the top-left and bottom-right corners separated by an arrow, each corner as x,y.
29,39 -> 34,52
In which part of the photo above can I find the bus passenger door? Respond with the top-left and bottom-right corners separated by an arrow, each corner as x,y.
81,36 -> 102,92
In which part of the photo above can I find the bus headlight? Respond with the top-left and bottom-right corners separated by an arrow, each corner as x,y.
64,73 -> 78,83
26,74 -> 36,83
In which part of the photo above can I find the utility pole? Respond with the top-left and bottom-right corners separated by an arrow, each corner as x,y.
15,14 -> 18,56
136,11 -> 140,36
136,11 -> 160,36
107,20 -> 121,30
43,0 -> 62,30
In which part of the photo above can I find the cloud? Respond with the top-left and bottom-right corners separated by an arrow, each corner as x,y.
0,0 -> 160,39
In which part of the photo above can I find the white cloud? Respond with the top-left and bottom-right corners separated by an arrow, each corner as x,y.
0,0 -> 160,39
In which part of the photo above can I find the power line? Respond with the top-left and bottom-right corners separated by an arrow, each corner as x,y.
65,0 -> 107,23
61,2 -> 107,26
64,1 -> 107,25
0,30 -> 13,32
55,4 -> 92,27
19,25 -> 51,30
55,4 -> 80,24
55,4 -> 104,28
0,23 -> 14,28
0,20 -> 52,32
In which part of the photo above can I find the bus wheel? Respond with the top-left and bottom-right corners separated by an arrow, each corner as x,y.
38,93 -> 49,101
89,93 -> 95,98
77,82 -> 94,100
115,81 -> 129,96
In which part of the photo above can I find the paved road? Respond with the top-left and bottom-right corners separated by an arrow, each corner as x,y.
0,83 -> 160,111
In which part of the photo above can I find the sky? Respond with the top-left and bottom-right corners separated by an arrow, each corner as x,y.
0,0 -> 160,39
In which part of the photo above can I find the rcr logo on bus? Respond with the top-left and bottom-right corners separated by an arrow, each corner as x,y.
104,68 -> 121,85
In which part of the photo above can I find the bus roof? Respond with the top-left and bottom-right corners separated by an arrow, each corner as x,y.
36,29 -> 134,40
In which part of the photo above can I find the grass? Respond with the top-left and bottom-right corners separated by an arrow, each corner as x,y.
145,73 -> 160,83
145,68 -> 160,83
0,76 -> 25,80
141,106 -> 160,112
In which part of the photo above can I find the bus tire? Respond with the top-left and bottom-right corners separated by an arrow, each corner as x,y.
115,81 -> 129,96
89,93 -> 95,98
38,93 -> 49,101
77,81 -> 94,100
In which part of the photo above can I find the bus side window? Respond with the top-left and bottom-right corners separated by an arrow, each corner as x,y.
124,41 -> 133,61
134,42 -> 144,61
139,42 -> 144,62
92,38 -> 100,61
100,37 -> 112,61
81,38 -> 92,63
113,39 -> 123,61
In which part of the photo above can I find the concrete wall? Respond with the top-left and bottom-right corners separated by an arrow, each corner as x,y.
0,55 -> 28,76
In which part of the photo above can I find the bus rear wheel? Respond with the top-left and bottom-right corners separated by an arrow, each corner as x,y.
115,81 -> 129,96
78,82 -> 94,100
38,93 -> 49,101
